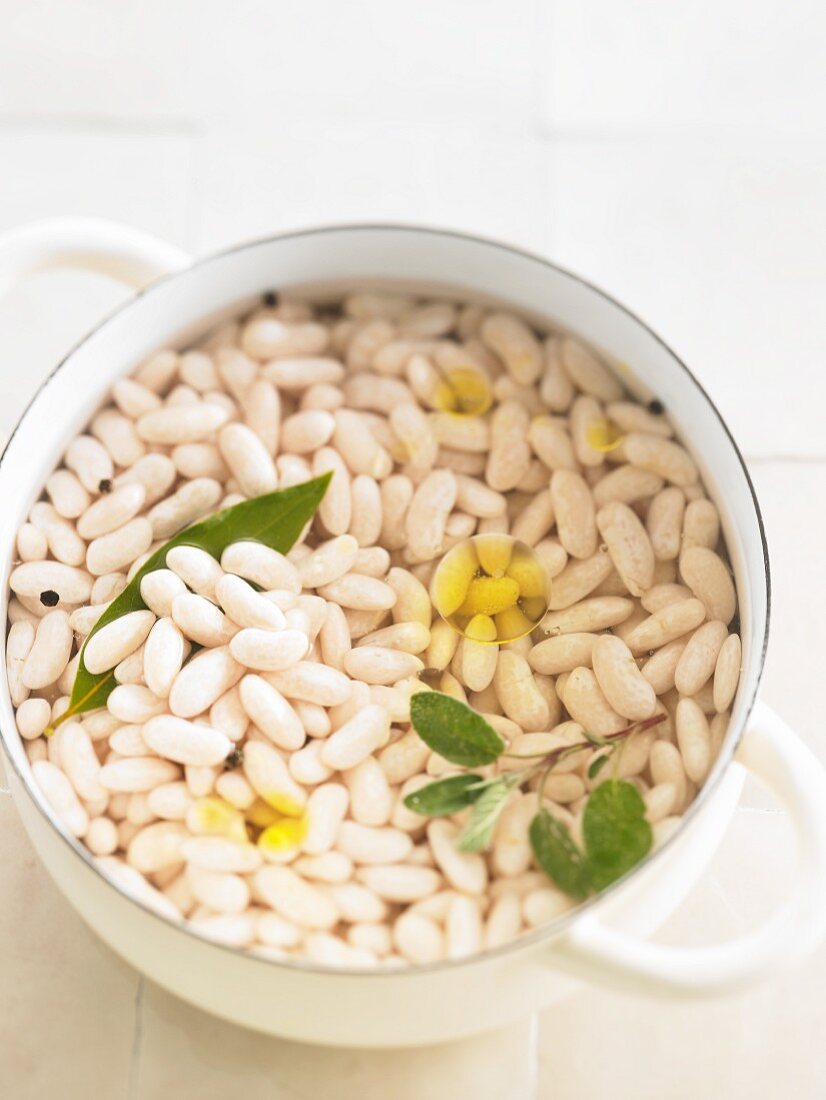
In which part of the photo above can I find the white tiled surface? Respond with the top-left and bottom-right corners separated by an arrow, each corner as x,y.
1,3 -> 825,1096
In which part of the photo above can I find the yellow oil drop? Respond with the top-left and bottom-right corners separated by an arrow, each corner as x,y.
433,367 -> 492,417
432,534 -> 550,644
258,814 -> 309,856
585,417 -> 625,453
474,533 -> 513,576
246,798 -> 282,830
464,613 -> 498,644
494,605 -> 537,642
190,796 -> 249,843
249,792 -> 305,822
459,575 -> 520,617
506,556 -> 548,599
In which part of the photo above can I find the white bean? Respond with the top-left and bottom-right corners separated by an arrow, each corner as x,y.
238,674 -> 306,750
321,704 -> 391,770
253,866 -> 338,930
83,609 -> 155,674
183,836 -> 262,874
29,502 -> 86,566
481,313 -> 542,385
494,651 -> 550,732
166,545 -> 225,600
357,864 -> 442,903
214,573 -> 285,631
243,740 -> 307,811
6,620 -> 35,706
393,911 -> 444,964
137,403 -> 229,445
551,470 -> 598,560
46,469 -> 91,518
486,401 -> 531,492
675,620 -> 728,696
267,662 -> 352,706
345,757 -> 393,826
337,822 -> 413,864
142,715 -> 231,767
427,820 -> 487,894
405,470 -> 457,562
60,721 -> 107,802
148,478 -> 223,539
445,894 -> 483,959
229,628 -> 308,671
32,760 -> 89,837
99,756 -> 180,793
563,666 -> 624,735
218,423 -> 278,496
343,646 -> 423,685
221,542 -> 299,592
168,646 -> 244,718
10,561 -> 93,605
679,546 -> 736,625
15,697 -> 52,739
676,698 -> 711,784
86,518 -> 153,576
592,634 -> 657,720
65,435 -> 113,493
596,501 -> 655,597
22,610 -> 73,688
713,633 -> 742,713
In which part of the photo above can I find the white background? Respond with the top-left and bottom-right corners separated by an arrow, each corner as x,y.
0,2 -> 825,1096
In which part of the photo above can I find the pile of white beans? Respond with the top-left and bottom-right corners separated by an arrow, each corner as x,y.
5,289 -> 742,968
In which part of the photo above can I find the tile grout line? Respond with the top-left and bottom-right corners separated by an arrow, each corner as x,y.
126,976 -> 146,1100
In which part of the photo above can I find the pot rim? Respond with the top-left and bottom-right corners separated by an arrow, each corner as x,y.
0,221 -> 771,979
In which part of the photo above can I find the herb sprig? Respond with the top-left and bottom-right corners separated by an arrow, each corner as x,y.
50,474 -> 331,732
405,691 -> 662,897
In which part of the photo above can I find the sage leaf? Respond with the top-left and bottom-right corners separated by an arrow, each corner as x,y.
587,753 -> 611,780
529,810 -> 592,900
409,692 -> 505,768
457,773 -> 522,853
403,774 -> 486,816
583,779 -> 652,891
54,474 -> 331,730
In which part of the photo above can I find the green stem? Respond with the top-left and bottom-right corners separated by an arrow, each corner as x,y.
503,713 -> 666,768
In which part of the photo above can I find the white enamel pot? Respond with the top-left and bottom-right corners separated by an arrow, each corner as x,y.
2,218 -> 826,1049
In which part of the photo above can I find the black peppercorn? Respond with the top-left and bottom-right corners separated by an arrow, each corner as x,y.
262,291 -> 277,307
647,398 -> 665,416
224,747 -> 244,770
98,478 -> 112,494
39,590 -> 59,607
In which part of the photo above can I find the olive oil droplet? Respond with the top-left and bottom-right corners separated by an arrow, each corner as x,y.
433,367 -> 492,417
432,534 -> 550,643
585,417 -> 624,452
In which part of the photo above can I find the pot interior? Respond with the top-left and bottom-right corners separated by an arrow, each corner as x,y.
0,225 -> 769,948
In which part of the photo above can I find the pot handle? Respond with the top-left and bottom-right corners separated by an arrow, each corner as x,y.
0,216 -> 190,296
553,700 -> 826,996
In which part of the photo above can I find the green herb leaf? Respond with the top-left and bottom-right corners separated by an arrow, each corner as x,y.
457,773 -> 522,853
529,809 -> 592,900
403,774 -> 486,816
54,475 -> 331,730
587,753 -> 612,780
409,692 -> 505,768
582,779 -> 652,891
